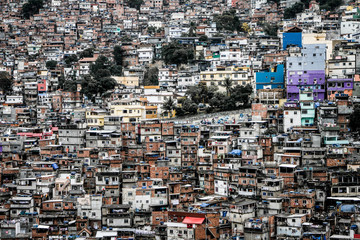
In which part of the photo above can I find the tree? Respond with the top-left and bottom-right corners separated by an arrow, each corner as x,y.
319,0 -> 342,11
209,92 -> 227,109
90,55 -> 111,77
126,0 -> 143,10
242,23 -> 251,33
46,60 -> 57,69
188,22 -> 197,37
231,84 -> 253,106
263,23 -> 279,37
58,73 -> 78,92
162,97 -> 176,117
269,0 -> 280,5
79,48 -> 94,59
284,2 -> 304,19
199,35 -> 208,42
143,67 -> 159,86
81,75 -> 117,101
64,55 -> 78,67
109,64 -> 122,76
22,0 -> 43,19
148,26 -> 156,35
80,55 -> 118,101
214,10 -> 243,32
222,78 -> 233,96
176,98 -> 198,116
162,42 -> 194,66
120,35 -> 132,42
350,106 -> 360,131
186,82 -> 218,105
113,45 -> 124,66
0,71 -> 13,94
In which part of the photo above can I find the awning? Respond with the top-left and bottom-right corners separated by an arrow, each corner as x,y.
182,217 -> 205,225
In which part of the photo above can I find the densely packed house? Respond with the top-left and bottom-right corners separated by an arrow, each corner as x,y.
2,0 -> 360,239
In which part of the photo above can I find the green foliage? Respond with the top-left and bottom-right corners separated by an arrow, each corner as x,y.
301,0 -> 311,8
143,67 -> 159,86
188,22 -> 197,37
162,42 -> 194,66
209,91 -> 227,109
283,0 -> 341,18
90,55 -> 111,76
120,35 -> 132,42
81,56 -> 117,101
58,72 -> 78,92
269,0 -> 280,5
64,55 -> 78,67
22,0 -> 43,19
81,75 -> 117,101
319,0 -> 342,11
175,82 -> 253,117
214,10 -> 243,32
126,0 -> 143,10
113,45 -> 124,66
148,26 -> 156,35
231,84 -> 253,105
46,60 -> 57,69
162,97 -> 176,117
199,35 -> 209,42
350,106 -> 360,131
0,71 -> 13,94
222,78 -> 233,96
79,48 -> 94,59
175,98 -> 198,116
109,64 -> 122,76
263,23 -> 279,37
186,82 -> 217,105
45,60 -> 57,69
284,2 -> 304,19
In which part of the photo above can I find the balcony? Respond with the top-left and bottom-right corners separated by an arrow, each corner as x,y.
262,186 -> 281,192
324,139 -> 349,145
11,203 -> 31,209
122,176 -> 137,183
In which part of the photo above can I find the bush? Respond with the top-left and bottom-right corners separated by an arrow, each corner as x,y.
22,0 -> 43,19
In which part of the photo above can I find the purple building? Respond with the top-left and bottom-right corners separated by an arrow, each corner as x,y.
286,44 -> 327,101
327,78 -> 353,100
287,71 -> 326,101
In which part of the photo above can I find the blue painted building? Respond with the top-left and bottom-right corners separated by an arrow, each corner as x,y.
282,27 -> 302,50
256,64 -> 285,90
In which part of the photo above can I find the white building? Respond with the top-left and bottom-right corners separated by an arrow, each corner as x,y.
283,108 -> 301,132
166,222 -> 195,240
341,21 -> 360,39
137,47 -> 154,65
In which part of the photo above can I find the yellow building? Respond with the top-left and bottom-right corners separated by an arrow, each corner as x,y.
145,105 -> 159,119
85,109 -> 107,127
200,66 -> 252,92
110,98 -> 159,122
112,76 -> 139,87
